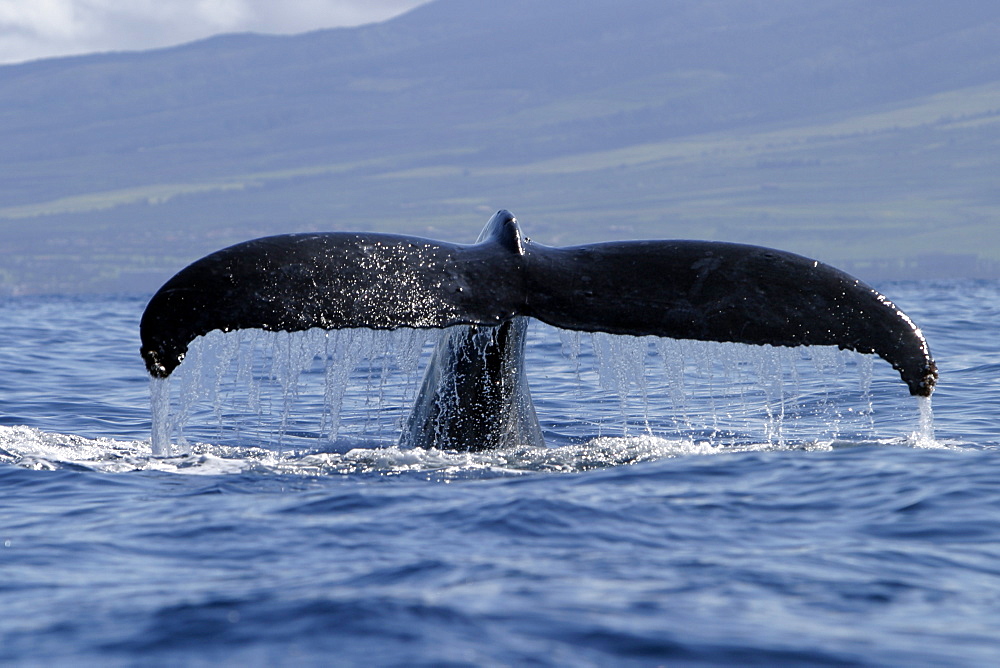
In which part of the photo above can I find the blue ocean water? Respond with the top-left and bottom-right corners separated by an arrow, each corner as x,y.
1,280 -> 998,666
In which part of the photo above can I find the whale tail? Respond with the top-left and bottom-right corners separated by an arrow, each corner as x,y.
140,210 -> 936,397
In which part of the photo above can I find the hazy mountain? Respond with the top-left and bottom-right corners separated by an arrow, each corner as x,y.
2,0 -> 999,293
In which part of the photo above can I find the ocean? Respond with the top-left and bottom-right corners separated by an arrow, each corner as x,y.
1,280 -> 998,666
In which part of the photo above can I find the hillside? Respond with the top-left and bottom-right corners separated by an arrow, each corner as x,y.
2,0 -> 999,294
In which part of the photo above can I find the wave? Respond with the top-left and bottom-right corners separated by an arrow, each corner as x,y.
0,424 -> 961,478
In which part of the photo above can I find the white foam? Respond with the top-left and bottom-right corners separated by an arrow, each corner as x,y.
0,424 -> 963,478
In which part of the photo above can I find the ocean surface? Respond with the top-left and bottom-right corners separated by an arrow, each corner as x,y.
1,280 -> 998,666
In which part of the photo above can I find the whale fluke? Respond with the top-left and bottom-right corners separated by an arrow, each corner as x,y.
141,211 -> 937,404
140,230 -> 523,378
522,238 -> 937,396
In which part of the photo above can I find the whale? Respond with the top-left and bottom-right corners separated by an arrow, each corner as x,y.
140,210 -> 937,451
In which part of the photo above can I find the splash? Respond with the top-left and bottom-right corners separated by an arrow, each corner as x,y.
1,424 -> 961,478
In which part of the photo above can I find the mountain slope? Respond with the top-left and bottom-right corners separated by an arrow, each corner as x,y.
2,0 -> 1000,293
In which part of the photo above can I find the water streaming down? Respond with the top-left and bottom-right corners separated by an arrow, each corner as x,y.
148,321 -> 929,462
150,327 -> 433,456
916,394 -> 936,444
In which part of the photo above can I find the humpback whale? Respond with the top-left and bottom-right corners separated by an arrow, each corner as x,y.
141,210 -> 937,451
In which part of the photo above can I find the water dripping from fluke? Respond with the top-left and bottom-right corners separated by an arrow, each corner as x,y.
145,322 -> 915,463
913,395 -> 936,447
150,376 -> 171,457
